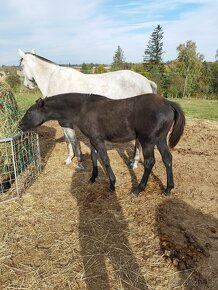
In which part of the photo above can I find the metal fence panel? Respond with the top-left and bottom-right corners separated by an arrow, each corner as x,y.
0,131 -> 41,203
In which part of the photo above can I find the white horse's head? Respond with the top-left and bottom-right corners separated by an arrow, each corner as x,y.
18,49 -> 37,89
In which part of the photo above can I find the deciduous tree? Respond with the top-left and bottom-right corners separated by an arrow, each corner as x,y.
94,64 -> 107,74
176,40 -> 204,97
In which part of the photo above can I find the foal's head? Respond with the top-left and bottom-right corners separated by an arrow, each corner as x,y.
19,98 -> 46,131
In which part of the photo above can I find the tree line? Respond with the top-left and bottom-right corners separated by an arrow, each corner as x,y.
111,25 -> 218,99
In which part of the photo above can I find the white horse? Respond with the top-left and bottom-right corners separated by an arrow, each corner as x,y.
18,49 -> 157,171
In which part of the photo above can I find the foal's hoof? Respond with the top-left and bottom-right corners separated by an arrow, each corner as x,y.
109,185 -> 115,192
89,177 -> 96,183
132,185 -> 144,197
131,191 -> 139,198
75,165 -> 85,172
128,160 -> 138,170
164,188 -> 172,196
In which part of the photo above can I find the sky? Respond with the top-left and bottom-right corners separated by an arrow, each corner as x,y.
0,0 -> 217,65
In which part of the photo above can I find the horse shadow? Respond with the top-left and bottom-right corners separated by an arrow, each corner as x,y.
70,155 -> 148,290
155,198 -> 218,289
33,125 -> 57,170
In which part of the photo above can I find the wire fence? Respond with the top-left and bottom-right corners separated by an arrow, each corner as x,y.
0,82 -> 20,138
0,131 -> 41,203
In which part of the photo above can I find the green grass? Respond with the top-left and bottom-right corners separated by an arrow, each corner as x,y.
170,98 -> 218,121
15,92 -> 218,121
15,91 -> 41,115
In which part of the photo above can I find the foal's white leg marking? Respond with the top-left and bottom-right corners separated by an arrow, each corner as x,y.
132,146 -> 141,169
63,128 -> 84,171
130,139 -> 141,169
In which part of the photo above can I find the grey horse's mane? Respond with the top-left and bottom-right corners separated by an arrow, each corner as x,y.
19,53 -> 56,65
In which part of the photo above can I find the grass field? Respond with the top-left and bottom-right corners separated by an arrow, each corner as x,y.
171,98 -> 218,121
15,91 -> 218,121
15,91 -> 40,115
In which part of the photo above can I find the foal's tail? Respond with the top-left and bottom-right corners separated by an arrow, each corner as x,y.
168,101 -> 186,148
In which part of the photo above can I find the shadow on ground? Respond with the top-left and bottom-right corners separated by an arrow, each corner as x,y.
70,154 -> 148,290
34,125 -> 56,169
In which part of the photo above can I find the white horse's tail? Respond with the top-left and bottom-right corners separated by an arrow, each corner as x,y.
150,80 -> 157,94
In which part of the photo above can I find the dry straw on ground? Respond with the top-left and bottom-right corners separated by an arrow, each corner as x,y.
0,119 -> 217,289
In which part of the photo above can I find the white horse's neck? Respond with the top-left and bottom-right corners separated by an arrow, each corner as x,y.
27,55 -> 59,97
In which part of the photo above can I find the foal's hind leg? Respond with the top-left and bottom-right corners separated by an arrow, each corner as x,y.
132,141 -> 155,197
89,144 -> 98,183
156,138 -> 174,195
90,139 -> 116,192
129,139 -> 141,170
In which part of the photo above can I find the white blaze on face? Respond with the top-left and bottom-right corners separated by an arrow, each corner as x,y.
18,49 -> 36,89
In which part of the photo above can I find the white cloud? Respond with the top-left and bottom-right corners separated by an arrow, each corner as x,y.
163,0 -> 218,61
0,0 -> 217,64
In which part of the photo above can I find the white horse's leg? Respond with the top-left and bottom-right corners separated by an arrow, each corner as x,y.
63,127 -> 84,171
64,139 -> 74,165
129,139 -> 141,169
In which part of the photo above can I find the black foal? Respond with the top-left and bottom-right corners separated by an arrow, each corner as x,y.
19,93 -> 185,196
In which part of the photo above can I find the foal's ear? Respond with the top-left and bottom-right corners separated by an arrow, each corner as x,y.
36,98 -> 45,108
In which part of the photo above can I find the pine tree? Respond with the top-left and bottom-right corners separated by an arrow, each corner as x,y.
143,25 -> 164,69
111,46 -> 126,71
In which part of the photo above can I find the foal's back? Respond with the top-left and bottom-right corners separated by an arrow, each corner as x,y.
79,93 -> 173,143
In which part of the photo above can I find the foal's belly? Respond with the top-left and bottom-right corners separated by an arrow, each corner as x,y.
104,131 -> 136,143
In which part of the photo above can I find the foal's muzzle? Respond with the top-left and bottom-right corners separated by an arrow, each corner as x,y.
18,121 -> 26,132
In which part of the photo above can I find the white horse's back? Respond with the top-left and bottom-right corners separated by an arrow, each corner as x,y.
18,50 -> 157,98
48,67 -> 157,98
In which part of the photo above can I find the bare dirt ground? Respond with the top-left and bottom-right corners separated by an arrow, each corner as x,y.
0,119 -> 217,290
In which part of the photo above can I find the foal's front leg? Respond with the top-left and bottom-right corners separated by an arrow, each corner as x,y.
129,139 -> 141,169
90,139 -> 116,191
